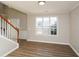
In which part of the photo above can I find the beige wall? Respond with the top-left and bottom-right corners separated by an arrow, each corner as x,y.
7,8 -> 27,30
0,3 -> 8,17
0,3 -> 27,30
27,14 -> 70,45
7,8 -> 27,39
0,3 -> 27,39
70,6 -> 79,55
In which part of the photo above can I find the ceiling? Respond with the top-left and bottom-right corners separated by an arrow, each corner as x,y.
1,1 -> 79,14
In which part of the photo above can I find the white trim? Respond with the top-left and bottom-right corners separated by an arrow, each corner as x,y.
0,35 -> 19,57
27,39 -> 69,45
0,35 -> 18,44
2,43 -> 19,57
69,43 -> 79,56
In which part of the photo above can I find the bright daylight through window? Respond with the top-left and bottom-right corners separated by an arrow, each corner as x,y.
36,17 -> 57,35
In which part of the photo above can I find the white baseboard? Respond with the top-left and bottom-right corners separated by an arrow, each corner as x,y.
27,39 -> 69,45
0,35 -> 18,44
0,35 -> 19,57
69,44 -> 79,56
3,43 -> 19,57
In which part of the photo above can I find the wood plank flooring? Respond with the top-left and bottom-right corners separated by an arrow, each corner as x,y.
7,40 -> 78,57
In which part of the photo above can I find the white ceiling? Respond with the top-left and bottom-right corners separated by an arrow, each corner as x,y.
1,1 -> 79,14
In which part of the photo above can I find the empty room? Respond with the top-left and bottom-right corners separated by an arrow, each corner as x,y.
0,0 -> 79,57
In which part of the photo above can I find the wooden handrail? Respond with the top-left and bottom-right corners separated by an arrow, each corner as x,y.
0,15 -> 19,43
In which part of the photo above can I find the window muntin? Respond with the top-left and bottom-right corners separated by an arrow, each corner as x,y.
36,17 -> 43,28
36,17 -> 57,35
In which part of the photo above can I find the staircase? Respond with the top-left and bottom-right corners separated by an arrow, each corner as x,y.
0,15 -> 19,56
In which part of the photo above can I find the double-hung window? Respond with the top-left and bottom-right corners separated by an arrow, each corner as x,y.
36,16 -> 57,35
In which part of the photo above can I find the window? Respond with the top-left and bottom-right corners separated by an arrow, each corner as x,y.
36,17 -> 57,35
50,17 -> 57,35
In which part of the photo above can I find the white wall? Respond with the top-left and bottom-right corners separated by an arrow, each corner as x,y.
0,35 -> 19,56
27,14 -> 70,45
19,31 -> 28,39
70,6 -> 79,55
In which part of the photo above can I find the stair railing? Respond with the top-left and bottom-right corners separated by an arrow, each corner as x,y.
0,15 -> 19,43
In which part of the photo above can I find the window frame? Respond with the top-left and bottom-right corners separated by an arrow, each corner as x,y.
36,16 -> 58,36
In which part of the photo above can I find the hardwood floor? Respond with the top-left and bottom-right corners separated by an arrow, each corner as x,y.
7,40 -> 78,57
